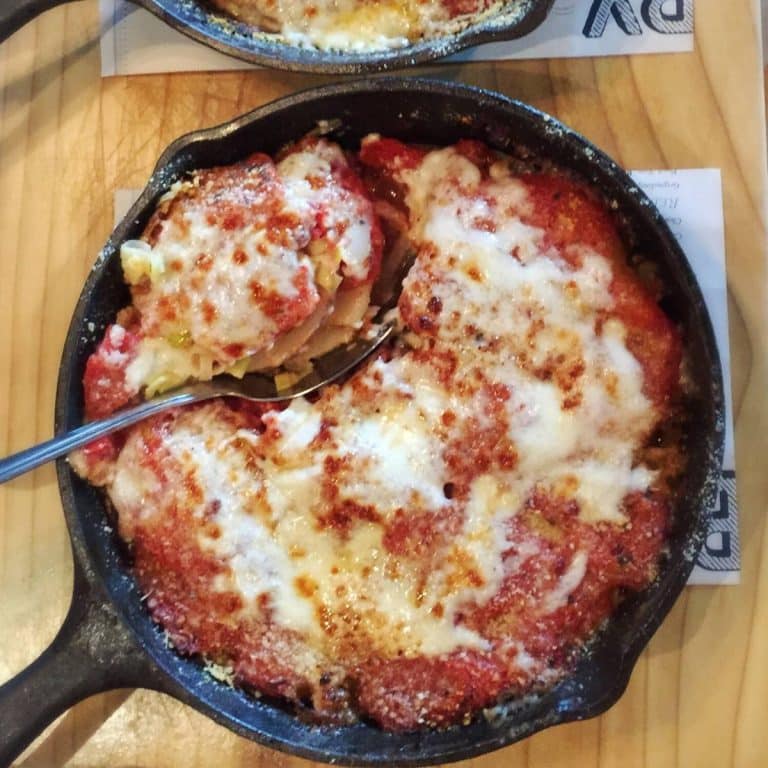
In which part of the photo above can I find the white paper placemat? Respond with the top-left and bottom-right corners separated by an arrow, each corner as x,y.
113,165 -> 738,585
629,170 -> 739,585
100,0 -> 695,77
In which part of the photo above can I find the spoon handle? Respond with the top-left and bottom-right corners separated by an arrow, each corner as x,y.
0,390 -> 200,484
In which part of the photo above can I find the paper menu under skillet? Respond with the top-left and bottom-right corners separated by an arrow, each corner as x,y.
630,169 -> 739,585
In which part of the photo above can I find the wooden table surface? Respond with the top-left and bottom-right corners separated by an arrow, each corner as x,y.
1,1 -> 767,766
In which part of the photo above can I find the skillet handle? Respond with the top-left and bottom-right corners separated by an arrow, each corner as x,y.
0,0 -> 78,43
0,555 -> 154,766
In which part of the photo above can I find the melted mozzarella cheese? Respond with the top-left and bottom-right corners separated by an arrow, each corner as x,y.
219,0 -> 506,53
542,551 -> 588,614
451,475 -> 518,606
277,142 -> 374,282
258,362 -> 493,653
401,148 -> 658,525
112,402 -> 492,666
129,180 -> 315,359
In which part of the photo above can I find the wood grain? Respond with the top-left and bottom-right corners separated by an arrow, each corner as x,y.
1,1 -> 766,766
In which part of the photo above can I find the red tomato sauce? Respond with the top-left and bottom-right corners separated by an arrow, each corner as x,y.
82,324 -> 141,419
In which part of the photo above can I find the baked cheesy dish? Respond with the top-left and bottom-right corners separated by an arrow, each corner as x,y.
208,0 -> 509,52
72,134 -> 684,731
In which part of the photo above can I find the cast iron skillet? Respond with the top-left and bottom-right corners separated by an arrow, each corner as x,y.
0,0 -> 554,73
0,79 -> 724,767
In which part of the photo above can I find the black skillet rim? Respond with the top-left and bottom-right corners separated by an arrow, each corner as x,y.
133,0 -> 555,73
55,78 -> 725,767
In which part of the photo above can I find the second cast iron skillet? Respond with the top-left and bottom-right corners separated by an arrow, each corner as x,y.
0,0 -> 554,73
0,78 -> 724,766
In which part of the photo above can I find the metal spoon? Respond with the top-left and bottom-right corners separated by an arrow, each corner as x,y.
0,323 -> 393,484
